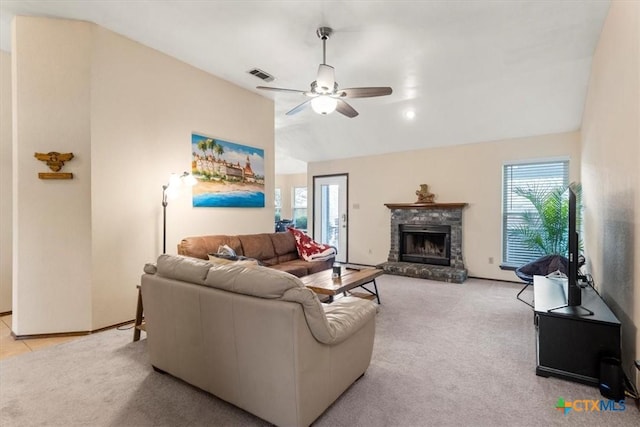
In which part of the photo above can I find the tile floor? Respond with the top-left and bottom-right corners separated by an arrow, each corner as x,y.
0,314 -> 87,361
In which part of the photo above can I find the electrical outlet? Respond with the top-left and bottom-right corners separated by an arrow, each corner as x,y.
488,257 -> 494,264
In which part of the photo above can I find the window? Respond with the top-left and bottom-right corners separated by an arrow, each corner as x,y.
292,187 -> 307,231
502,160 -> 569,266
274,188 -> 281,222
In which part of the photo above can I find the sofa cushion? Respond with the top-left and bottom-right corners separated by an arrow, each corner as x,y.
269,262 -> 308,278
204,263 -> 303,298
270,232 -> 297,253
178,235 -> 243,260
270,232 -> 299,264
275,252 -> 299,264
156,254 -> 211,284
239,234 -> 278,265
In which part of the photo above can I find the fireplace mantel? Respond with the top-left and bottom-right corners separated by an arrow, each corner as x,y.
384,202 -> 468,210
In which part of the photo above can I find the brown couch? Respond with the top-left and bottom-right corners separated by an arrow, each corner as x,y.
177,232 -> 334,277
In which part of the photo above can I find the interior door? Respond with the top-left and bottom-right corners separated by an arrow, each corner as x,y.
313,174 -> 348,263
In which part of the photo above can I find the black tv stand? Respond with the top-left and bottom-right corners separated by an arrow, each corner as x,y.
533,276 -> 620,386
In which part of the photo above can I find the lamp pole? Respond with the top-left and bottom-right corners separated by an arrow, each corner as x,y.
161,171 -> 196,255
162,184 -> 169,254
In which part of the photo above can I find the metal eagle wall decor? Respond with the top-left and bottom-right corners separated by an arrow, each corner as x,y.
34,151 -> 74,179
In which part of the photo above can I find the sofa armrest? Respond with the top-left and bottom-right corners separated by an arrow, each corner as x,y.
280,288 -> 377,345
143,263 -> 157,274
322,297 -> 377,344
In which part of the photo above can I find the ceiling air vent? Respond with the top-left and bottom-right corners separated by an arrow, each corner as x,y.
248,68 -> 275,82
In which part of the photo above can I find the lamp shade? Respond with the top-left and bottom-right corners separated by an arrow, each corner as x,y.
183,173 -> 198,186
168,173 -> 181,187
165,172 -> 196,200
311,96 -> 337,115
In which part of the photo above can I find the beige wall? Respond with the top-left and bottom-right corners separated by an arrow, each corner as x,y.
12,18 -> 93,334
275,173 -> 307,222
581,0 -> 639,385
0,51 -> 11,313
308,131 -> 581,282
10,17 -> 274,334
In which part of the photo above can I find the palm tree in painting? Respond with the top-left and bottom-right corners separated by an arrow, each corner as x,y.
197,139 -> 208,157
214,143 -> 224,161
206,138 -> 218,159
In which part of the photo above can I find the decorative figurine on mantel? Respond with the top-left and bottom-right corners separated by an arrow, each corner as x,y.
415,184 -> 435,203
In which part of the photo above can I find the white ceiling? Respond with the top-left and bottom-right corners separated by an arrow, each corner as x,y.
0,1 -> 610,174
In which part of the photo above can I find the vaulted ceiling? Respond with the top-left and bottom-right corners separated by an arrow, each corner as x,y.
0,1 -> 611,173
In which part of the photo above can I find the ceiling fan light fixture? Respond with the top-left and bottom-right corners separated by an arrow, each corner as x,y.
316,64 -> 335,93
255,26 -> 392,118
311,95 -> 337,115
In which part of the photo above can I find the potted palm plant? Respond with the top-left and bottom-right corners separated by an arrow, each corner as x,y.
509,184 -> 582,258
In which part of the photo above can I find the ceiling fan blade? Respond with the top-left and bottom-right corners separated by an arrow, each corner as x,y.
316,64 -> 335,93
256,86 -> 307,95
339,87 -> 393,98
286,99 -> 312,116
336,99 -> 359,118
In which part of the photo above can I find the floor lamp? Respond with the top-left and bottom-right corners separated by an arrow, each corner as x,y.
162,171 -> 197,254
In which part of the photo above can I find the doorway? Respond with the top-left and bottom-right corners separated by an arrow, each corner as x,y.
313,174 -> 348,263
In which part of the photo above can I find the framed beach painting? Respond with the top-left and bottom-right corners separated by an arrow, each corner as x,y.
191,133 -> 265,207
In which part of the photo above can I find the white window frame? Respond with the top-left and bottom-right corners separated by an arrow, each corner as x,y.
502,158 -> 570,267
274,188 -> 282,222
292,186 -> 308,231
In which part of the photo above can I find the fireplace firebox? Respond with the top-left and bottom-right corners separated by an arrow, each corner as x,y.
399,224 -> 451,266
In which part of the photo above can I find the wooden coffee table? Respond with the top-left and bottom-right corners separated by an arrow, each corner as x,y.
300,267 -> 383,304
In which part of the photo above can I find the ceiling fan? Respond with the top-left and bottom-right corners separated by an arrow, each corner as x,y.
256,27 -> 392,118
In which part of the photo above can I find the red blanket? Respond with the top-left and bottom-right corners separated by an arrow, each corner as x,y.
288,228 -> 337,262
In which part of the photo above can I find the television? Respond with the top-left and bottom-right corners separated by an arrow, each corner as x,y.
567,182 -> 582,307
549,182 -> 593,315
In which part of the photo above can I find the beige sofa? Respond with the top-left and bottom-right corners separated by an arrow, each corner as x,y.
141,254 -> 377,426
177,232 -> 333,277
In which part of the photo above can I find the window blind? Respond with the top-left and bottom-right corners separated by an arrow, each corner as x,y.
502,160 -> 569,266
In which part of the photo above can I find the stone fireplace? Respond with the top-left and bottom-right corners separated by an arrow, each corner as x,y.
378,202 -> 468,283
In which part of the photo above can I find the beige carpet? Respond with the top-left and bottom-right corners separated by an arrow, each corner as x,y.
1,275 -> 637,426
